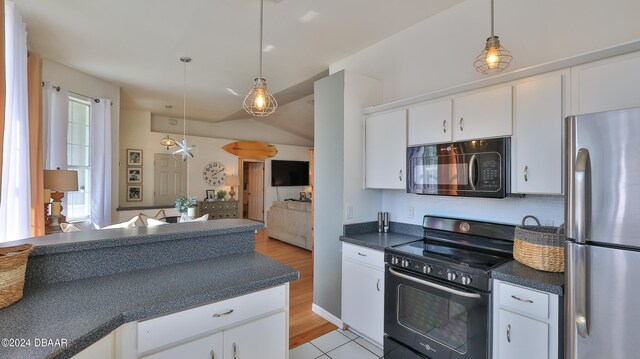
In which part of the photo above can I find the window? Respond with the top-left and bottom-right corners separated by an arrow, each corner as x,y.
66,97 -> 91,221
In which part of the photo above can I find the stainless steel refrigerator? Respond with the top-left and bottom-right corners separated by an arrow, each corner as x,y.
565,107 -> 640,359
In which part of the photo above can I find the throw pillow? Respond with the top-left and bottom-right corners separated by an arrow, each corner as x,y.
181,214 -> 209,222
102,216 -> 139,230
60,223 -> 82,232
146,218 -> 168,227
138,209 -> 167,226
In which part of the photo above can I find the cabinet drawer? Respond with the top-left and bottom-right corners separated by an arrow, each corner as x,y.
138,285 -> 286,354
498,282 -> 549,319
342,243 -> 384,270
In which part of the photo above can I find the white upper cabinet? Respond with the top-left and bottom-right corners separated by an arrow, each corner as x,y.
365,109 -> 407,189
407,99 -> 452,146
572,51 -> 640,115
512,71 -> 566,195
453,85 -> 513,141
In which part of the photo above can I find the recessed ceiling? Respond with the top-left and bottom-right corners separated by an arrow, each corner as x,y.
16,0 -> 462,132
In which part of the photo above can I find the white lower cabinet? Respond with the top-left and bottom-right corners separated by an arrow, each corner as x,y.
341,243 -> 384,347
497,309 -> 549,359
71,285 -> 289,359
492,280 -> 559,359
223,312 -> 287,359
143,332 -> 223,359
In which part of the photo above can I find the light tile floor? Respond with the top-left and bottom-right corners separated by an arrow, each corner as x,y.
289,329 -> 383,359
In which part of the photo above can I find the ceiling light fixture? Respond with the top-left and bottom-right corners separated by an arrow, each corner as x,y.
474,0 -> 512,75
173,56 -> 196,161
243,0 -> 277,117
160,134 -> 176,150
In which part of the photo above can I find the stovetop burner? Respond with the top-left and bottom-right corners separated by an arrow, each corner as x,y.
385,215 -> 515,292
393,240 -> 510,271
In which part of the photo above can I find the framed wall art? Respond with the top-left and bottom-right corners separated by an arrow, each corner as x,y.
127,185 -> 143,202
127,168 -> 142,184
127,149 -> 143,166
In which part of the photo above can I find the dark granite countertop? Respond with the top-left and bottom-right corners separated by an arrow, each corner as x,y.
340,232 -> 422,251
1,219 -> 264,256
0,252 -> 298,359
340,221 -> 423,251
492,260 -> 564,296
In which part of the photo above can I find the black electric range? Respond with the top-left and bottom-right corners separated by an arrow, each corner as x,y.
383,216 -> 515,359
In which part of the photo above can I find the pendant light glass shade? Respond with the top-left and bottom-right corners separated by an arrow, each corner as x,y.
474,0 -> 512,75
160,134 -> 176,150
243,77 -> 277,117
243,0 -> 277,117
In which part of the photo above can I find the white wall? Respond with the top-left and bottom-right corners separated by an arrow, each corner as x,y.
383,191 -> 564,227
119,109 -> 310,223
42,59 -> 121,220
331,0 -> 640,103
329,0 -> 640,226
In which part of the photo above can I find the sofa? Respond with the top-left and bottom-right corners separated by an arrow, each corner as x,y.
266,200 -> 312,250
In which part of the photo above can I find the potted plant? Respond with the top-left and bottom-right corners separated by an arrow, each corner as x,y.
216,190 -> 227,201
175,193 -> 197,219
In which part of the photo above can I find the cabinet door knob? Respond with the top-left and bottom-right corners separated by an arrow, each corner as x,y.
460,117 -> 464,131
376,278 -> 380,292
524,166 -> 529,182
233,343 -> 238,359
507,324 -> 511,343
210,350 -> 216,359
399,169 -> 403,181
442,120 -> 447,133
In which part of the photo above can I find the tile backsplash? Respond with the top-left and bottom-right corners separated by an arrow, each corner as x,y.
382,190 -> 565,227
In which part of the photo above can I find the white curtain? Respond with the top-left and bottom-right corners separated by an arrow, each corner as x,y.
90,99 -> 111,227
42,83 -> 68,170
0,0 -> 30,242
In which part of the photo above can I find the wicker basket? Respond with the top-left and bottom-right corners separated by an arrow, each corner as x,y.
514,216 -> 565,273
0,244 -> 34,309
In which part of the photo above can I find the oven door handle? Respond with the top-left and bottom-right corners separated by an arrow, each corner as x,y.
389,268 -> 481,299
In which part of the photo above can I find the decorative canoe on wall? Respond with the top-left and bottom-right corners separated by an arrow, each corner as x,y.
222,141 -> 278,159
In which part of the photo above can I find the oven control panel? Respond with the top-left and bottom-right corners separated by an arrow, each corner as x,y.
385,253 -> 489,291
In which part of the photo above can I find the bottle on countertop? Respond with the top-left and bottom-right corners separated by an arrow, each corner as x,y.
378,212 -> 383,233
383,212 -> 389,233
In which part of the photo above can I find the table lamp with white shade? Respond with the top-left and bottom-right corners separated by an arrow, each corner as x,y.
225,175 -> 240,201
44,168 -> 78,225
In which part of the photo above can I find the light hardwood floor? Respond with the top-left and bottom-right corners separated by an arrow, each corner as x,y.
255,230 -> 336,349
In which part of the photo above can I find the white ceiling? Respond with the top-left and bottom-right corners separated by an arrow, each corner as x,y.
16,0 -> 462,143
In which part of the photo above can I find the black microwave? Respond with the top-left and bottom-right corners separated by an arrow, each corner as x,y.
406,138 -> 511,198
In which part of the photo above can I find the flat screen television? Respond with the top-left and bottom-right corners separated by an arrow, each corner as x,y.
271,160 -> 310,186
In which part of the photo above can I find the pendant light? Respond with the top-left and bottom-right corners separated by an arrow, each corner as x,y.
243,0 -> 277,117
474,0 -> 512,75
160,134 -> 176,150
173,56 -> 196,161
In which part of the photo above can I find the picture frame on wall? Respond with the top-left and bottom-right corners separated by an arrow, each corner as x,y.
205,189 -> 215,201
127,149 -> 143,166
127,168 -> 142,184
127,185 -> 143,202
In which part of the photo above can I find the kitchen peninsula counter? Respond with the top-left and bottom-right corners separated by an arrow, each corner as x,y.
0,220 -> 299,359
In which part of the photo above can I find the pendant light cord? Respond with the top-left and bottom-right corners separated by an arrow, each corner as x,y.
183,59 -> 187,139
490,0 -> 494,37
259,0 -> 264,78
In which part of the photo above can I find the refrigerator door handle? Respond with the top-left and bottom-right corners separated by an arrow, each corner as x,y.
574,148 -> 591,339
574,148 -> 591,244
574,243 -> 589,339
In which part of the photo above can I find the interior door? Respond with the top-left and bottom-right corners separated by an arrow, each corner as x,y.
247,162 -> 264,222
154,154 -> 187,206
